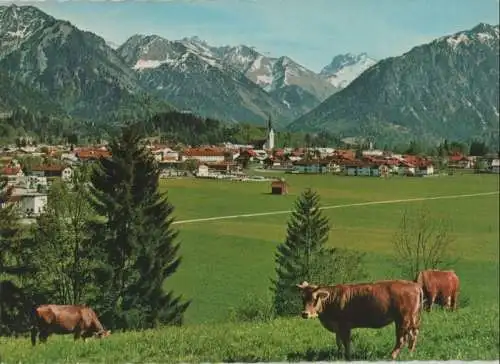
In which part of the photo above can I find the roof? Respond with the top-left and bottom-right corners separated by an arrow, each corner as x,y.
271,180 -> 288,187
1,167 -> 22,176
183,148 -> 228,157
76,150 -> 111,159
31,164 -> 68,172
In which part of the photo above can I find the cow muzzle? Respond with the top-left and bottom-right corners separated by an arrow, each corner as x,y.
94,330 -> 111,338
301,311 -> 318,319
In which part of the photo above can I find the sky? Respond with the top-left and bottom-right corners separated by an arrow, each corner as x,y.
2,0 -> 499,72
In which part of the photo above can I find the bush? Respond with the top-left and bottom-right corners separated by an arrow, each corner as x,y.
229,294 -> 275,323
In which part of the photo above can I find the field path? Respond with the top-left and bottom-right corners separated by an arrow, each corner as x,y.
172,191 -> 499,225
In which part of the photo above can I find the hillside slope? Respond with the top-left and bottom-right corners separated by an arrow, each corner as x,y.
118,35 -> 309,126
0,4 -> 172,122
288,23 -> 500,145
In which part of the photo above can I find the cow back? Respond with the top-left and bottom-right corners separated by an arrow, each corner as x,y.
320,280 -> 421,329
35,305 -> 84,333
417,270 -> 459,296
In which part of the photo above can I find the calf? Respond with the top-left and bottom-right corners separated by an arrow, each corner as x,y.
31,304 -> 111,346
297,280 -> 423,360
415,269 -> 460,311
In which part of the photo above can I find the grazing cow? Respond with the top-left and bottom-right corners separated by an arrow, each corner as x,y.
415,269 -> 460,311
31,304 -> 111,346
296,280 -> 423,360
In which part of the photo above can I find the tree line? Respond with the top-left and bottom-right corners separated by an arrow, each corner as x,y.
2,109 -> 496,158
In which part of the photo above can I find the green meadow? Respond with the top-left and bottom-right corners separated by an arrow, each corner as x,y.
163,173 -> 499,324
1,173 -> 498,362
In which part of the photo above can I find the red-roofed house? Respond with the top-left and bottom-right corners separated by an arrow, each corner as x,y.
181,148 -> 231,163
1,166 -> 24,185
75,149 -> 111,162
31,165 -> 73,181
448,153 -> 472,169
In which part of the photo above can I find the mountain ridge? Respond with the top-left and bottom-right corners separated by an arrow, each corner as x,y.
287,23 -> 500,146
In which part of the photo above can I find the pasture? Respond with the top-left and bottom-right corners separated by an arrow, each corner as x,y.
1,173 -> 499,362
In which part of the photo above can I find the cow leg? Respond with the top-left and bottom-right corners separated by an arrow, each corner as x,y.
427,294 -> 436,312
451,292 -> 459,311
334,332 -> 343,358
338,328 -> 352,361
407,324 -> 420,352
391,322 -> 407,360
39,331 -> 49,344
74,329 -> 81,341
31,326 -> 38,346
445,296 -> 453,310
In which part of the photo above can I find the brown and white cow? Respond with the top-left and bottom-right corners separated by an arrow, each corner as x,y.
31,304 -> 111,346
296,280 -> 424,360
415,269 -> 460,311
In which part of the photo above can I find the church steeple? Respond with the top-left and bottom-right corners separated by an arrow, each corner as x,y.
267,115 -> 273,132
265,114 -> 275,150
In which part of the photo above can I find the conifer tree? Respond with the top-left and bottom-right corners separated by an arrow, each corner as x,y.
0,179 -> 36,335
88,123 -> 190,329
271,188 -> 366,316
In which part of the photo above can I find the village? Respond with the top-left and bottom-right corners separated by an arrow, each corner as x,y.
1,134 -> 499,222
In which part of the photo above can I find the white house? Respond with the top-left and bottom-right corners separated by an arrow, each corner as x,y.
181,148 -> 227,163
4,189 -> 48,217
61,167 -> 73,182
19,176 -> 48,190
31,165 -> 73,181
20,192 -> 48,217
491,159 -> 500,174
416,164 -> 435,176
398,162 -> 416,176
362,149 -> 385,157
61,152 -> 79,164
196,164 -> 210,177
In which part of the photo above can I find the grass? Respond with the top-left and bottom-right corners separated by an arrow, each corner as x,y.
1,307 -> 498,362
0,173 -> 498,362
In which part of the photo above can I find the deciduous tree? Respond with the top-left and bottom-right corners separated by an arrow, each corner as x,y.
392,206 -> 456,279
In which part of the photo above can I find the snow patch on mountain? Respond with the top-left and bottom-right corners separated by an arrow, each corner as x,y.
320,52 -> 377,88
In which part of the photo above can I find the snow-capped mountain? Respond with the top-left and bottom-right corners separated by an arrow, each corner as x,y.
289,23 -> 499,148
0,4 -> 171,120
0,4 -> 380,127
119,34 -> 341,121
0,4 -> 52,57
117,34 -> 295,126
320,53 -> 378,88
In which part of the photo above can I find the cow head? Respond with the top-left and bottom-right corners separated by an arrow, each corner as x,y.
93,329 -> 112,339
296,281 -> 330,319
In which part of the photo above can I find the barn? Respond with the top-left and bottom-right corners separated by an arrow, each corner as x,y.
271,179 -> 288,195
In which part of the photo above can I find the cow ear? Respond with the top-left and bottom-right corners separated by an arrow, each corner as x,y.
316,291 -> 329,301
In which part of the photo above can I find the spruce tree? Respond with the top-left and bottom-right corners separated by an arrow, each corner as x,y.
271,188 -> 366,316
0,179 -> 36,335
88,123 -> 190,329
271,188 -> 330,316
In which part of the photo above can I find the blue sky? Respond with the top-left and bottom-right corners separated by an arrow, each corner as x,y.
3,0 -> 500,72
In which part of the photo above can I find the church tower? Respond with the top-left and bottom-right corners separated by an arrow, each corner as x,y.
264,115 -> 275,150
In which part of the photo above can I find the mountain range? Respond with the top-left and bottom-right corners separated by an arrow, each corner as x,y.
289,23 -> 500,145
0,4 -> 498,146
0,4 -> 375,128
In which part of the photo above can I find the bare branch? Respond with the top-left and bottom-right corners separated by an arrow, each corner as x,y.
391,206 -> 456,279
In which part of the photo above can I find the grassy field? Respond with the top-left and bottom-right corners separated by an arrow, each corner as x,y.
1,173 -> 498,362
